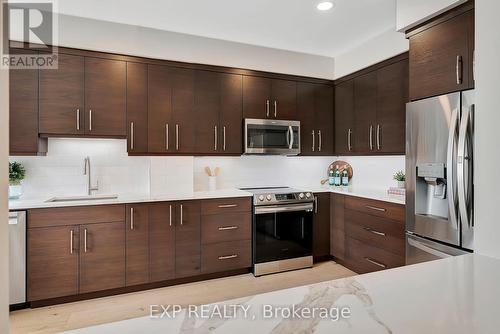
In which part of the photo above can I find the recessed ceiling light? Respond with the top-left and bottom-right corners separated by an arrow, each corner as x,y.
317,1 -> 334,11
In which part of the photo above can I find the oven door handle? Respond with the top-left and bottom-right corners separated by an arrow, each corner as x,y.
255,203 -> 314,214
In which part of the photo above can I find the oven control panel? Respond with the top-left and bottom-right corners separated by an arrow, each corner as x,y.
255,192 -> 313,205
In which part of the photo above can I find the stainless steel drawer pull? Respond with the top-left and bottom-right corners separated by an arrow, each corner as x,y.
369,125 -> 373,150
348,129 -> 352,151
130,122 -> 134,150
364,257 -> 387,269
218,254 -> 238,260
76,109 -> 80,131
223,126 -> 226,151
130,207 -> 134,230
70,230 -> 74,254
318,130 -> 322,152
89,109 -> 93,131
456,55 -> 463,85
84,228 -> 88,253
218,226 -> 239,231
214,125 -> 218,151
218,204 -> 238,208
365,205 -> 387,212
266,100 -> 270,117
169,205 -> 172,227
175,124 -> 179,150
165,124 -> 169,151
312,130 -> 315,152
363,227 -> 386,236
274,100 -> 277,118
376,124 -> 381,150
180,204 -> 183,225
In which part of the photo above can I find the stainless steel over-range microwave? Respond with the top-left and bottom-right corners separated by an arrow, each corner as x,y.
244,118 -> 300,155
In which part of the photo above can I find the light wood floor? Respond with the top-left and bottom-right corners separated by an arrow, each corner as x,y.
10,261 -> 356,334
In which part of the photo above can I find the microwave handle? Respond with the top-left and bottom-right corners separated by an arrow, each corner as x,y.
288,126 -> 294,149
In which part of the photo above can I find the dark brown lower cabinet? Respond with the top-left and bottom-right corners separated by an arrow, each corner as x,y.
149,202 -> 176,282
313,193 -> 331,260
330,194 -> 345,261
126,204 -> 149,286
175,201 -> 201,278
27,226 -> 79,301
79,222 -> 126,294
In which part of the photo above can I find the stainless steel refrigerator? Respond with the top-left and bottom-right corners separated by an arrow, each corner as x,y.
406,90 -> 474,264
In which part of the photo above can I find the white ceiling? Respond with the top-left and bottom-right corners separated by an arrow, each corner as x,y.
55,0 -> 397,57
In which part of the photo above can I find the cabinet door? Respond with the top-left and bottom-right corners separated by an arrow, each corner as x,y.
409,10 -> 473,101
84,57 -> 126,136
39,53 -> 84,136
271,79 -> 297,120
354,72 -> 377,153
175,201 -> 201,278
27,226 -> 79,301
171,68 -> 196,153
315,84 -> 334,155
220,73 -> 243,154
243,76 -> 271,119
330,194 -> 345,260
334,81 -> 355,155
126,204 -> 149,286
79,222 -> 125,294
9,53 -> 46,155
313,193 -> 331,259
194,70 -> 221,154
149,202 -> 175,282
376,60 -> 408,154
127,62 -> 148,153
297,82 -> 316,156
148,64 -> 173,153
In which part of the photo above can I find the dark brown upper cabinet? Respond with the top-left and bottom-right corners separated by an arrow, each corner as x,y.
9,50 -> 47,156
408,8 -> 474,101
84,57 -> 127,137
171,68 -> 196,154
243,76 -> 296,120
127,62 -> 148,154
298,83 -> 334,156
194,71 -> 243,155
148,64 -> 173,154
334,80 -> 355,155
354,72 -> 377,154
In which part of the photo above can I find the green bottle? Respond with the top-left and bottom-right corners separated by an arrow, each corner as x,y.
334,166 -> 341,186
328,168 -> 335,185
342,166 -> 349,186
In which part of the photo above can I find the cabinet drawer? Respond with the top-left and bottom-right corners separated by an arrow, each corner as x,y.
346,237 -> 404,274
201,197 -> 251,215
344,196 -> 405,222
345,210 -> 404,256
201,240 -> 251,274
28,205 -> 126,228
201,213 -> 251,244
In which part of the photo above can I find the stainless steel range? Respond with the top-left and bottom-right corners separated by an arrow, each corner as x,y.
242,187 -> 314,276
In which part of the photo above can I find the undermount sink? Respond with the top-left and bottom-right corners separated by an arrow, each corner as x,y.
45,194 -> 119,203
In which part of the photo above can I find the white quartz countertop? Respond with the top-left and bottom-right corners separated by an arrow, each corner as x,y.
294,184 -> 406,205
65,254 -> 500,334
8,188 -> 253,210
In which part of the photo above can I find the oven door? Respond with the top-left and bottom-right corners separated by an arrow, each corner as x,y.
244,119 -> 300,155
253,203 -> 313,264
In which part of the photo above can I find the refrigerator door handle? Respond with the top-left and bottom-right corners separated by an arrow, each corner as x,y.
446,108 -> 460,230
457,104 -> 474,228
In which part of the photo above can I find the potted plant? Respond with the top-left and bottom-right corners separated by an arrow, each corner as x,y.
9,161 -> 26,199
393,170 -> 406,189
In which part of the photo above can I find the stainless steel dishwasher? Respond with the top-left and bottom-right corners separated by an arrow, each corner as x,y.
9,211 -> 26,305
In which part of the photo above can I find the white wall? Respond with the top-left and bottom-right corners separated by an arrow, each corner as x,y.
474,0 -> 500,258
396,0 -> 466,31
50,14 -> 335,80
333,29 -> 409,79
0,0 -> 10,331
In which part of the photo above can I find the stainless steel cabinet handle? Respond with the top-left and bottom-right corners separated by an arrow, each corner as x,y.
218,226 -> 238,231
348,129 -> 352,151
364,257 -> 387,269
70,230 -> 74,254
274,100 -> 277,118
169,205 -> 172,227
89,109 -> 92,131
76,109 -> 80,131
318,130 -> 322,152
130,207 -> 134,230
365,205 -> 387,212
130,122 -> 134,151
218,254 -> 238,260
175,124 -> 179,150
369,125 -> 373,150
180,204 -> 183,225
84,228 -> 88,253
312,130 -> 315,152
377,124 -> 381,150
456,55 -> 463,85
218,204 -> 238,208
223,126 -> 226,151
314,196 -> 318,214
165,124 -> 169,151
266,100 -> 270,117
363,227 -> 386,236
214,125 -> 218,151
